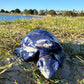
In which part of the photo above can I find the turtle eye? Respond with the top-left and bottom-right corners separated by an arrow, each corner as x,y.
45,41 -> 48,44
45,40 -> 51,44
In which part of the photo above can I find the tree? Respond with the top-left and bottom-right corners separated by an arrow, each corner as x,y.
48,10 -> 56,16
14,9 -> 21,13
64,11 -> 77,16
64,11 -> 73,16
0,9 -> 5,13
45,9 -> 48,15
23,9 -> 28,14
39,10 -> 45,15
72,12 -> 77,16
5,11 -> 9,13
79,11 -> 84,16
33,9 -> 38,15
27,9 -> 33,15
10,10 -> 15,13
23,9 -> 38,15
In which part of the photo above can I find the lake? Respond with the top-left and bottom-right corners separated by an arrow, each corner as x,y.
0,14 -> 42,21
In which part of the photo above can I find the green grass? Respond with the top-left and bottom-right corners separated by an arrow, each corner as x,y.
0,16 -> 84,84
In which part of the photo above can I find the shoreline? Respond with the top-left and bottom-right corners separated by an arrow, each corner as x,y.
0,13 -> 46,17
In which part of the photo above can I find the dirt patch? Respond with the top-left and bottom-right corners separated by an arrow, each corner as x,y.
0,56 -> 34,84
57,53 -> 84,84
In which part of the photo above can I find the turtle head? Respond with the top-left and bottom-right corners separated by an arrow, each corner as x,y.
37,55 -> 59,79
35,39 -> 63,79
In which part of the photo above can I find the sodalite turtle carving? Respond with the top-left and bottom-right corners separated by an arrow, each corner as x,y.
14,29 -> 64,79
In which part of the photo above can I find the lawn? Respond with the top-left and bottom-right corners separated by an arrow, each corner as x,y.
0,17 -> 84,84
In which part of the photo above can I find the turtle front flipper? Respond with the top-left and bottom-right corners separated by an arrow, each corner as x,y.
14,46 -> 39,62
14,47 -> 23,58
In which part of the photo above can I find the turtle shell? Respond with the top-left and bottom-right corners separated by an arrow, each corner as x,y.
21,29 -> 58,47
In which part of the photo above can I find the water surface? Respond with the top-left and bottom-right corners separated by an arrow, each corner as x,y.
0,14 -> 42,21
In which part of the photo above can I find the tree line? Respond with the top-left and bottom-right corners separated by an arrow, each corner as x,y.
0,9 -> 84,16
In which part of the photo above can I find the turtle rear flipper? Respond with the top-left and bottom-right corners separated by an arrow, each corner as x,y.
37,57 -> 59,79
14,47 -> 39,62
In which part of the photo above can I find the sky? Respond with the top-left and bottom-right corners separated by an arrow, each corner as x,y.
0,0 -> 84,11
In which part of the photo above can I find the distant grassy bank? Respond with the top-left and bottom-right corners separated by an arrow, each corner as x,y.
0,17 -> 84,84
0,13 -> 43,17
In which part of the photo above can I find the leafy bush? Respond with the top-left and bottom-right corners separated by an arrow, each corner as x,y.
48,10 -> 56,16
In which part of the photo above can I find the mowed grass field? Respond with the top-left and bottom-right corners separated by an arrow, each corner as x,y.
0,17 -> 84,84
